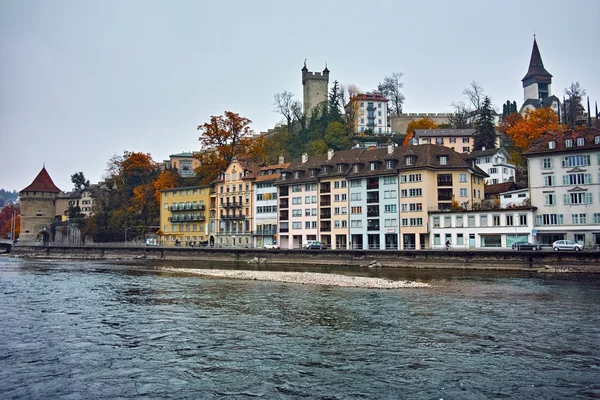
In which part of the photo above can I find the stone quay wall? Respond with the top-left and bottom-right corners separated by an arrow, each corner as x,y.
9,246 -> 600,272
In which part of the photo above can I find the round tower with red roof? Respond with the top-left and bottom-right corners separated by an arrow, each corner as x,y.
19,166 -> 62,245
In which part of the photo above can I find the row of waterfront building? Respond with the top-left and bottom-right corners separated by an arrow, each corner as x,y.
157,127 -> 600,250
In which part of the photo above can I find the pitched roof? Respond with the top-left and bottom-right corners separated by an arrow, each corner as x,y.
523,128 -> 600,156
465,148 -> 508,158
485,181 -> 519,196
21,167 -> 62,193
522,38 -> 552,84
415,129 -> 475,137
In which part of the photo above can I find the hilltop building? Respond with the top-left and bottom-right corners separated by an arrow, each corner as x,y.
302,61 -> 329,117
348,92 -> 392,135
519,37 -> 560,116
412,129 -> 513,152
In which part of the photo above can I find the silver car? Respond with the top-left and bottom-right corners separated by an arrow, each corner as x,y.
552,240 -> 583,251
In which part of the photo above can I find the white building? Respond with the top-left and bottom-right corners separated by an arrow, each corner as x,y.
413,129 -> 513,153
500,188 -> 530,209
523,127 -> 600,247
519,38 -> 560,116
465,148 -> 516,184
253,160 -> 289,248
350,93 -> 391,135
429,207 -> 537,249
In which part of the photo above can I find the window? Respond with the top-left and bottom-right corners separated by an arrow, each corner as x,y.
351,206 -> 362,214
468,216 -> 475,227
384,219 -> 397,227
400,173 -> 422,183
434,234 -> 441,245
444,216 -> 451,227
463,138 -> 470,143
409,188 -> 422,197
334,194 -> 340,202
384,204 -> 397,213
353,165 -> 359,172
440,156 -> 447,165
489,167 -> 498,174
460,188 -> 468,197
571,213 -> 587,224
292,197 -> 302,205
334,207 -> 340,215
292,222 -> 301,229
341,207 -> 347,215
305,196 -> 311,204
565,139 -> 573,148
456,216 -> 463,227
463,147 -> 470,153
350,179 -> 361,187
341,194 -> 347,201
594,213 -> 600,224
341,181 -> 347,188
337,165 -> 343,172
386,161 -> 393,169
562,155 -> 590,167
544,175 -> 555,186
292,209 -> 302,217
433,217 -> 440,227
459,173 -> 467,182
480,215 -> 488,226
506,215 -> 514,226
457,233 -> 464,246
305,221 -> 310,229
549,141 -> 556,149
563,192 -> 593,205
544,193 -> 556,206
542,158 -> 552,169
449,138 -> 456,143
577,137 -> 584,146
519,214 -> 527,226
350,193 -> 362,201
292,185 -> 302,192
384,190 -> 397,199
436,138 -> 443,145
384,176 -> 397,184
536,214 -> 564,225
406,157 -> 414,166
370,162 -> 376,171
409,203 -> 422,211
351,220 -> 362,228
562,173 -> 591,185
595,136 -> 600,145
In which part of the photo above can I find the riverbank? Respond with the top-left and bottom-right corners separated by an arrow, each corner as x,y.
8,245 -> 600,273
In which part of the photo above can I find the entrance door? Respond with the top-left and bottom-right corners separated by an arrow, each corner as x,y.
469,234 -> 475,248
574,234 -> 585,245
403,234 -> 415,250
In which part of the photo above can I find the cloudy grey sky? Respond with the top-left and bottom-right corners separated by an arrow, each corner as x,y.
1,0 -> 598,192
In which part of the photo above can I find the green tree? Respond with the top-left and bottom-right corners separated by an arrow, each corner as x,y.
473,96 -> 496,151
324,121 -> 349,150
71,172 -> 90,191
328,80 -> 342,123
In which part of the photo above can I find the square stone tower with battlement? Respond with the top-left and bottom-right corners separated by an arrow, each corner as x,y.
302,61 -> 329,118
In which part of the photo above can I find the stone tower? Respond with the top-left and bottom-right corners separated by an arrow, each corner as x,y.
19,166 -> 62,245
302,61 -> 329,117
519,37 -> 560,116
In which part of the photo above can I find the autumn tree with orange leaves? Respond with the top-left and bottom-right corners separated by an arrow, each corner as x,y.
402,118 -> 439,146
196,111 -> 267,184
506,108 -> 562,150
0,202 -> 20,240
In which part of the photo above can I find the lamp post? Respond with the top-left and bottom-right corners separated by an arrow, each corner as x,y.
125,227 -> 131,246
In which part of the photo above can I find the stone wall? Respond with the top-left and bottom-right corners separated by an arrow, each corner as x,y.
391,113 -> 453,134
19,193 -> 58,245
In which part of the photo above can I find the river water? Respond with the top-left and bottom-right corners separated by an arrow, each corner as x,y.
1,257 -> 599,399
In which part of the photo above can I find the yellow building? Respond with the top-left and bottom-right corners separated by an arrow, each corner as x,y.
159,185 -> 210,246
209,158 -> 259,248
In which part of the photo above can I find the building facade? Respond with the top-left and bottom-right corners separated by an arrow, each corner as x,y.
465,148 -> 516,184
253,160 -> 289,248
350,93 -> 391,135
159,185 -> 210,246
413,129 -> 512,152
523,128 -> 600,246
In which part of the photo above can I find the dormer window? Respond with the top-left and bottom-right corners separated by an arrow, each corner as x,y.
353,165 -> 359,172
440,156 -> 448,165
370,162 -> 376,171
309,169 -> 315,177
386,160 -> 393,169
282,173 -> 287,180
549,141 -> 556,149
565,139 -> 573,148
406,156 -> 414,166
322,166 -> 328,173
337,165 -> 343,172
577,137 -> 584,146
294,171 -> 299,179
595,136 -> 600,144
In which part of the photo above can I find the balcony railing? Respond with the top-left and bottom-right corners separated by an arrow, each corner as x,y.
320,201 -> 331,207
437,181 -> 453,187
279,200 -> 289,209
279,213 -> 289,221
367,211 -> 380,217
437,195 -> 453,201
279,228 -> 289,233
366,197 -> 379,204
220,214 -> 246,220
169,204 -> 206,211
168,215 -> 205,222
367,183 -> 379,190
254,228 -> 277,235
320,212 -> 331,219
222,202 -> 243,209
320,226 -> 331,232
320,187 -> 331,193
367,225 -> 380,231
279,188 -> 289,197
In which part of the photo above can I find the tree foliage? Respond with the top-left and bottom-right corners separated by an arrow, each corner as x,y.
403,118 -> 439,146
473,96 -> 497,151
563,82 -> 587,127
0,202 -> 20,239
71,172 -> 90,191
196,111 -> 267,184
377,72 -> 405,116
273,91 -> 302,133
502,101 -> 518,118
506,107 -> 562,150
463,81 -> 485,111
448,101 -> 472,129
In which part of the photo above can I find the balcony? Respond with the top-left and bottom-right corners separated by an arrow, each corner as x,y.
367,210 -> 379,217
279,188 -> 289,197
437,181 -> 453,187
320,184 -> 331,193
279,200 -> 289,209
320,200 -> 331,207
279,212 -> 289,221
255,228 -> 277,235
279,228 -> 289,233
320,225 -> 331,232
367,225 -> 380,231
220,214 -> 245,220
168,215 -> 205,222
222,202 -> 243,209
367,183 -> 379,190
320,212 -> 331,219
437,194 -> 453,201
366,196 -> 379,204
169,204 -> 206,211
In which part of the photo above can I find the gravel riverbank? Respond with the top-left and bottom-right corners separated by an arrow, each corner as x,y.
161,267 -> 430,289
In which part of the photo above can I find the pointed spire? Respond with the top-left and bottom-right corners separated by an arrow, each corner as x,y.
323,63 -> 329,74
522,37 -> 552,83
20,166 -> 62,193
302,58 -> 308,72
587,96 -> 592,128
596,101 -> 598,121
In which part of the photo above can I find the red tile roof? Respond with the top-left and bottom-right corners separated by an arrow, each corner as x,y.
21,167 -> 62,193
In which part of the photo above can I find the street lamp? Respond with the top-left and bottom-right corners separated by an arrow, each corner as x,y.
125,227 -> 131,246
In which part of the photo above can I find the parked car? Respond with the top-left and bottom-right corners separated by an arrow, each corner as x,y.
512,241 -> 542,251
264,243 -> 279,249
306,241 -> 327,250
552,240 -> 583,252
302,240 -> 317,249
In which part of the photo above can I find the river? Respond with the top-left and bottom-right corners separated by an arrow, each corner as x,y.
1,257 -> 599,399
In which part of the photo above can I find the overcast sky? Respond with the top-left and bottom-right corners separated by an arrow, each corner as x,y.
1,0 -> 598,192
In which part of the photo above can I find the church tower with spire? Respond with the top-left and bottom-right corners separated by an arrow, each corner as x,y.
302,60 -> 330,117
519,37 -> 560,116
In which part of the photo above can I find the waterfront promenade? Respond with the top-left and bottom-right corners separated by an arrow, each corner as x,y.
9,245 -> 600,272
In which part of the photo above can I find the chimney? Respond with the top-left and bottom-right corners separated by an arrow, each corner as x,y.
301,153 -> 308,163
482,146 -> 486,151
278,155 -> 284,165
387,143 -> 393,154
327,149 -> 334,160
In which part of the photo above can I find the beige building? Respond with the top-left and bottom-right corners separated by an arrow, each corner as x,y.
159,185 -> 210,246
209,158 -> 259,247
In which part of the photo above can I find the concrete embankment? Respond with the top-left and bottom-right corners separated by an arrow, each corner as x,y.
8,245 -> 600,273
